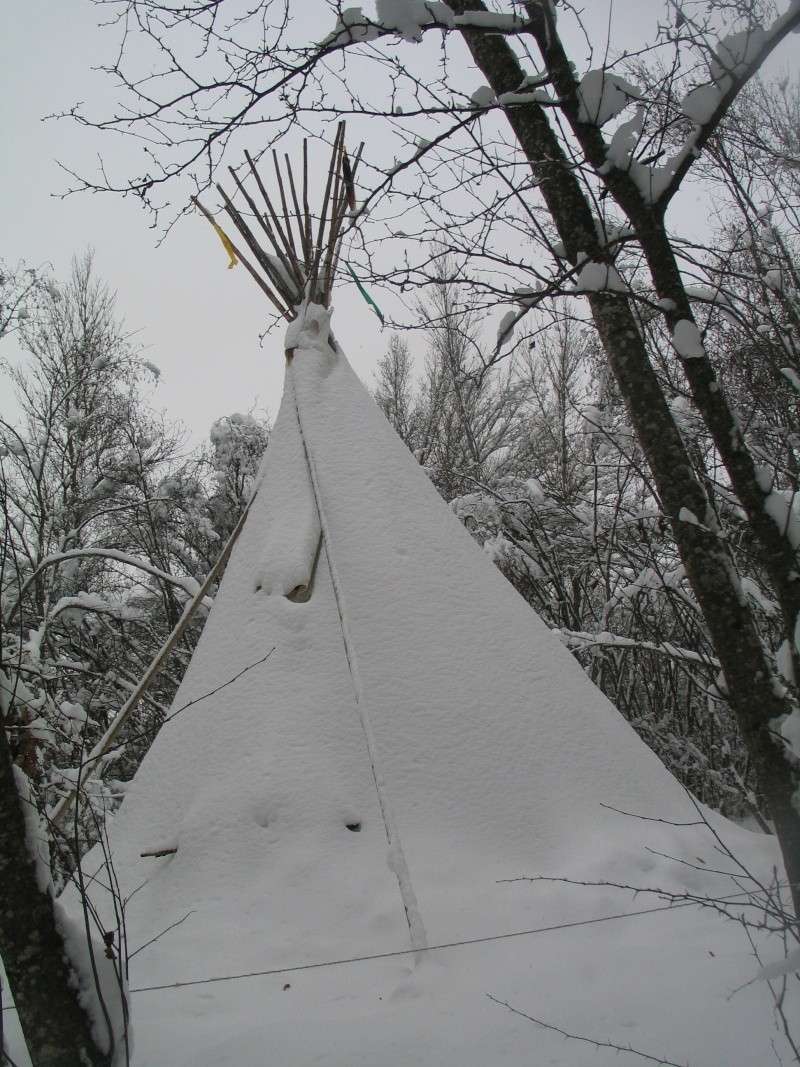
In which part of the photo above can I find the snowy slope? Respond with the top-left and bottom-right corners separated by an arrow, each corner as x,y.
50,304 -> 795,1065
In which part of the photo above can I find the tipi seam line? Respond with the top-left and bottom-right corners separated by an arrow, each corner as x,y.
286,358 -> 428,953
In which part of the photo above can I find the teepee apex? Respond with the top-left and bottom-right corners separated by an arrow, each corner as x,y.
193,122 -> 363,318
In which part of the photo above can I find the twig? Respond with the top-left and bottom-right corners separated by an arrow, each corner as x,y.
128,910 -> 195,962
486,994 -> 691,1066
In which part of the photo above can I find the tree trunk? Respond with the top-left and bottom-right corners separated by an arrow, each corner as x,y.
0,683 -> 112,1067
529,11 -> 800,674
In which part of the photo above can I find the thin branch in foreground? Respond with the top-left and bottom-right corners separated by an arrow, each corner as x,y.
486,994 -> 691,1067
127,910 -> 195,963
50,646 -> 277,827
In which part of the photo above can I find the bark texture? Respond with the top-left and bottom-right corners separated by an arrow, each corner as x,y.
0,694 -> 111,1067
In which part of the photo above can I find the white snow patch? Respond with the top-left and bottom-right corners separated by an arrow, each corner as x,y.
469,85 -> 495,108
684,284 -> 731,307
574,261 -> 627,293
322,7 -> 381,46
252,376 -> 321,599
581,404 -> 605,433
673,319 -> 706,359
285,301 -> 333,352
763,487 -> 800,548
776,639 -> 795,684
376,0 -> 455,40
756,944 -> 800,981
513,286 -> 538,307
764,268 -> 785,292
576,69 -> 641,126
55,904 -> 131,1062
711,26 -> 768,79
51,591 -> 144,624
12,766 -> 51,894
497,90 -> 552,106
605,106 -> 645,170
781,705 -> 800,758
452,11 -> 524,31
681,83 -> 724,124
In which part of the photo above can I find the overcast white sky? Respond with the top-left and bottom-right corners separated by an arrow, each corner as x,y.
5,1 -> 790,444
2,1 -> 366,441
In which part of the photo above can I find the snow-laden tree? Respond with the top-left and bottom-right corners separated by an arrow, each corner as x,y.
205,411 -> 270,541
0,260 -> 51,342
376,263 -> 530,499
1,254 -> 270,1063
0,255 -> 268,842
0,258 -> 130,1067
65,0 -> 800,912
1,256 -> 181,823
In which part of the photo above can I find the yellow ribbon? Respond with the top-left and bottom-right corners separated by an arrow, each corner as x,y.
212,221 -> 238,269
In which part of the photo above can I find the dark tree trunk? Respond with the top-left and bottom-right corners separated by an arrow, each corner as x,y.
0,689 -> 112,1067
527,7 -> 800,682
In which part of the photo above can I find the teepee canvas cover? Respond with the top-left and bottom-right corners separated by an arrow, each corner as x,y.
85,136 -> 785,1066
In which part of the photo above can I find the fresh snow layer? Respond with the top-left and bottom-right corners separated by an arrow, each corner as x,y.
470,84 -> 496,108
323,3 -> 525,48
673,318 -> 706,359
573,261 -> 627,293
55,307 -> 795,1064
576,69 -> 641,126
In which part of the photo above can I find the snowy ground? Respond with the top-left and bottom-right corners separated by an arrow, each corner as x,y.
6,875 -> 798,1066
126,895 -> 796,1067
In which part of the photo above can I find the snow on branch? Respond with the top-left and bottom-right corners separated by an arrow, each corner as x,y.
323,1 -> 527,48
47,592 -> 147,625
653,2 -> 800,203
672,319 -> 707,360
575,70 -> 642,127
555,628 -> 720,670
573,261 -> 628,294
538,3 -> 800,209
8,548 -> 206,622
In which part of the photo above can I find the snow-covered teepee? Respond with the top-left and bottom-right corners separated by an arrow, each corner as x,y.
81,128 -> 787,1066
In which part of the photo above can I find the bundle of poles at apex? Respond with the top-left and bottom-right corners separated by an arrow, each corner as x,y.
193,122 -> 364,317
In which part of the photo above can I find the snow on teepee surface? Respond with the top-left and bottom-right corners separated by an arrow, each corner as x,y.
52,133 -> 794,1067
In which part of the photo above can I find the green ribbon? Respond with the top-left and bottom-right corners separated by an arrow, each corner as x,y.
345,262 -> 384,325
